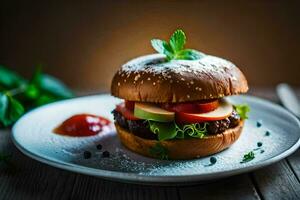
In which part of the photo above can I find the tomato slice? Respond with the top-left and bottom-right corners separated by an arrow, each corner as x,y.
197,100 -> 219,113
176,100 -> 232,124
162,103 -> 198,113
116,103 -> 139,120
162,100 -> 219,114
125,100 -> 135,111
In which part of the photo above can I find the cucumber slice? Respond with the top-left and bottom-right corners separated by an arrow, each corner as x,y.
134,103 -> 175,122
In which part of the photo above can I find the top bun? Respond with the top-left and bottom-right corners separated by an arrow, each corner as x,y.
111,54 -> 248,103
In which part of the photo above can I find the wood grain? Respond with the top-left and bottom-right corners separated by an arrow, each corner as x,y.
251,160 -> 300,200
179,174 -> 260,200
287,149 -> 300,182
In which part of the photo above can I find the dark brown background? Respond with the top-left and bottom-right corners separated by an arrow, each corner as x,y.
0,0 -> 299,92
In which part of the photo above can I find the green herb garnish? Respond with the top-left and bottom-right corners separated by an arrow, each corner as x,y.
240,151 -> 255,163
151,29 -> 204,61
0,65 -> 74,127
234,104 -> 250,120
149,143 -> 169,160
148,120 -> 208,141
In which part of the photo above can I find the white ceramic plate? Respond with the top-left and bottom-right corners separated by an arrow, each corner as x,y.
12,94 -> 300,184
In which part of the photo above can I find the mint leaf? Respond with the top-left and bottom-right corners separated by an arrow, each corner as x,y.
0,92 -> 24,127
151,29 -> 204,61
151,39 -> 174,61
169,29 -> 186,52
0,66 -> 26,89
234,104 -> 250,120
175,49 -> 205,60
149,143 -> 168,160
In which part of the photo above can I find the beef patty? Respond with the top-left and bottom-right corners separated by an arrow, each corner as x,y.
112,109 -> 241,140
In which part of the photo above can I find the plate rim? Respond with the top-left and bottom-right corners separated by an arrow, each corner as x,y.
11,94 -> 300,184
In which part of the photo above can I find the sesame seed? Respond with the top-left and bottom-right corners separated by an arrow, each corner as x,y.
124,79 -> 127,82
181,78 -> 185,81
141,80 -> 144,84
199,88 -> 202,91
147,77 -> 151,81
153,82 -> 156,85
190,81 -> 194,84
187,95 -> 190,98
117,82 -> 120,86
134,74 -> 140,81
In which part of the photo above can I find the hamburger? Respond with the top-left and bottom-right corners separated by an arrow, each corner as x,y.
111,30 -> 249,160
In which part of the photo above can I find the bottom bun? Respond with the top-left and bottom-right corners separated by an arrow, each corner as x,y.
115,120 -> 244,160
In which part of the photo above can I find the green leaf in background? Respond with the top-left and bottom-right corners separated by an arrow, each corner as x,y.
0,92 -> 24,127
24,67 -> 42,100
169,29 -> 186,52
0,65 -> 74,127
0,66 -> 26,89
23,67 -> 73,104
234,104 -> 250,120
34,94 -> 58,106
40,74 -> 74,99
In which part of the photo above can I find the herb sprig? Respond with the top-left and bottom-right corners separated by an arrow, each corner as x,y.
151,29 -> 204,61
240,151 -> 255,163
0,65 -> 74,127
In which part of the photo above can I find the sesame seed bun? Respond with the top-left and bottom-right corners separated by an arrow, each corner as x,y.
111,54 -> 248,103
115,120 -> 244,160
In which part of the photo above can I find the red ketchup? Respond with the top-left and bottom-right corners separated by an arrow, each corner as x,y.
54,114 -> 111,137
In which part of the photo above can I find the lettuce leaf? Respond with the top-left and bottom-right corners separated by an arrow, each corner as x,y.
234,104 -> 250,120
148,120 -> 208,141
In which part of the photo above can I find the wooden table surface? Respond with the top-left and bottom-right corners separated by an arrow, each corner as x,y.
1,88 -> 300,200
